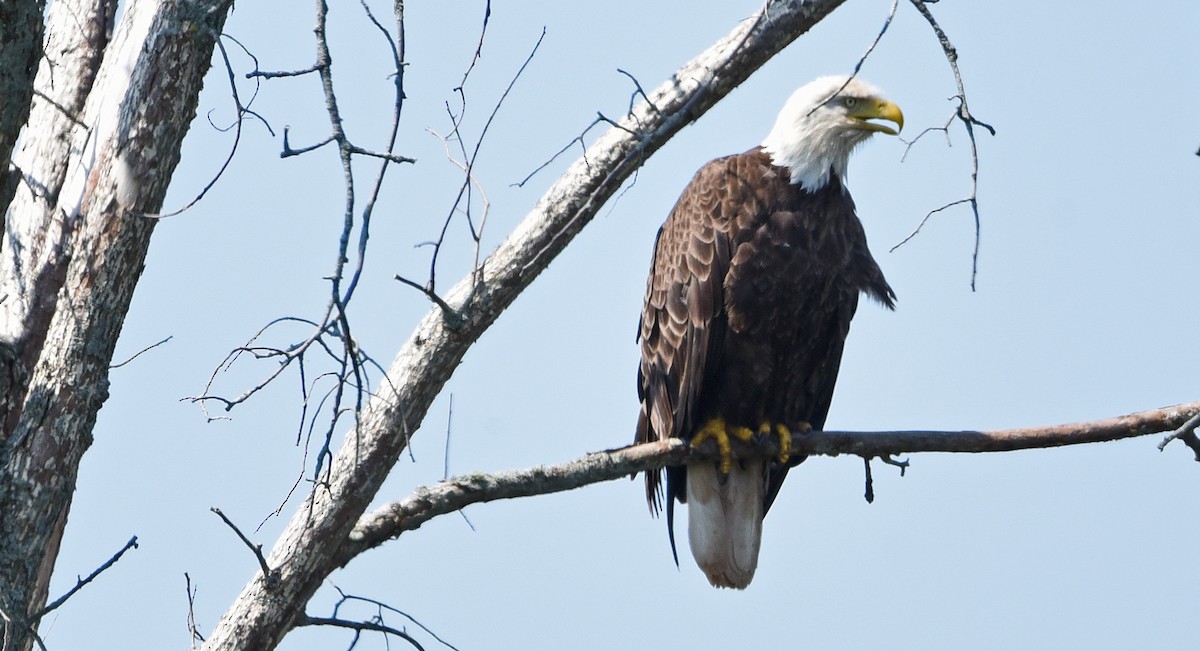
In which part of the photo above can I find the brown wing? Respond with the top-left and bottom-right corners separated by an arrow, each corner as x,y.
636,155 -> 755,514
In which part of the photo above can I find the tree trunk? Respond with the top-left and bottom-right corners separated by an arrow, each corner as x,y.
0,1 -> 233,648
0,0 -> 45,221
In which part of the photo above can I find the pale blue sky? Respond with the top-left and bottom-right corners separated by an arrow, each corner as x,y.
42,1 -> 1200,649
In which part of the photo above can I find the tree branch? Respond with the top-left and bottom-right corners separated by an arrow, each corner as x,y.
201,2 -> 851,648
211,508 -> 277,586
35,536 -> 138,619
894,0 -> 995,290
336,400 -> 1200,564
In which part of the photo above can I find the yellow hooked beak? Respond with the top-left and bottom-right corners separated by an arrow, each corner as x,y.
850,99 -> 904,135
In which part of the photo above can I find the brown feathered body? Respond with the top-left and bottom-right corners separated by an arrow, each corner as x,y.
635,146 -> 894,588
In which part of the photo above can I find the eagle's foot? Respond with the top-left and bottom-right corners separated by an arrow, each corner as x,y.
753,421 -> 808,464
692,417 -> 754,474
755,422 -> 795,464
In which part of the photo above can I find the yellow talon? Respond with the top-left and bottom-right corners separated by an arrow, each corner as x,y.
692,417 -> 753,474
755,422 -> 792,464
692,418 -> 799,472
775,423 -> 792,464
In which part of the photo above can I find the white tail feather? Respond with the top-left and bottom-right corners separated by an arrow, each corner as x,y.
686,461 -> 765,589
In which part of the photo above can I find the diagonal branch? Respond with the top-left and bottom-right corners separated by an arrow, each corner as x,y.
336,400 -> 1200,564
35,536 -> 139,619
201,2 -> 853,648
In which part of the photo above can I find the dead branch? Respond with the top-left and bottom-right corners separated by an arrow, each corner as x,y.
145,34 -> 274,220
200,3 -> 855,648
185,573 -> 204,650
109,335 -> 172,369
211,508 -> 277,587
336,400 -> 1200,564
36,536 -> 138,619
193,0 -> 409,499
1157,410 -> 1200,461
422,23 -> 544,298
893,0 -> 995,290
299,615 -> 422,649
297,585 -> 459,651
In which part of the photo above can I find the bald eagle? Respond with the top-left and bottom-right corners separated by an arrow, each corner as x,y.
635,76 -> 902,589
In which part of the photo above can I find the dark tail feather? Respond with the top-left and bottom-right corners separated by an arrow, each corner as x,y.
665,466 -> 685,568
666,495 -> 680,568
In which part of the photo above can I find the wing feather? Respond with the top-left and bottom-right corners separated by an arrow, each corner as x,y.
636,157 -> 744,513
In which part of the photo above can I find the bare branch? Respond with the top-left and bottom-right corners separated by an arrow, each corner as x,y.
247,64 -> 321,79
425,26 -> 544,296
1157,410 -> 1200,461
337,400 -> 1200,563
298,615 -> 424,650
109,335 -> 172,369
863,456 -> 876,503
510,114 -> 605,188
36,536 -> 139,618
804,0 -> 900,120
185,573 -> 205,650
393,274 -> 462,327
298,586 -> 459,651
202,3 -> 864,647
211,508 -> 277,586
280,129 -> 336,158
896,0 -> 995,290
617,68 -> 663,118
198,0 -> 413,486
146,34 -> 271,219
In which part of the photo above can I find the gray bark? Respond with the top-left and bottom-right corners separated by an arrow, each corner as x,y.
0,0 -> 119,373
0,1 -> 233,649
0,0 -> 45,222
200,1 -> 847,648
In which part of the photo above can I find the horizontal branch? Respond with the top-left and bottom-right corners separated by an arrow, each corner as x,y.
203,3 -> 852,648
336,400 -> 1200,564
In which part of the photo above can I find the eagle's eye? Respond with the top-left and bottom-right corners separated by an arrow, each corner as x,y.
841,97 -> 858,109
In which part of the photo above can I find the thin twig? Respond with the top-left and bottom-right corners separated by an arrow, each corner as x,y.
806,0 -> 900,120
37,536 -> 139,617
110,335 -> 172,369
211,508 -> 277,586
1157,410 -> 1200,461
899,0 -> 996,290
426,26 -> 545,296
863,456 -> 875,503
299,615 -> 426,651
394,274 -> 461,327
617,68 -> 663,118
146,34 -> 266,219
442,394 -> 453,480
510,114 -> 604,188
185,573 -> 205,650
247,63 -> 321,79
879,454 -> 910,475
317,586 -> 461,651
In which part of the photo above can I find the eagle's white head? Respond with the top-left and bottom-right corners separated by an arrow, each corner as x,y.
761,75 -> 903,190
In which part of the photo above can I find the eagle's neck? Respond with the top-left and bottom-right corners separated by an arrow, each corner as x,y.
761,124 -> 855,192
758,113 -> 864,190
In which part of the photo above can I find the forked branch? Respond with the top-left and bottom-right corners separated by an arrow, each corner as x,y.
893,0 -> 995,290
